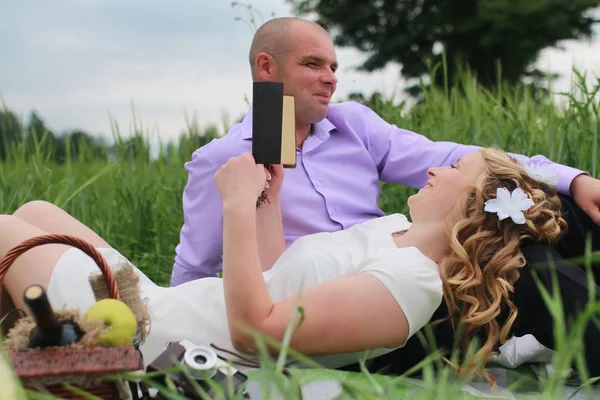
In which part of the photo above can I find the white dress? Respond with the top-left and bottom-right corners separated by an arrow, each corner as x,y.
47,214 -> 442,371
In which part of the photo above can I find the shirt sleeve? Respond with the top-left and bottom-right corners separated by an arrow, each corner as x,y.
171,148 -> 224,286
354,103 -> 586,195
360,248 -> 443,341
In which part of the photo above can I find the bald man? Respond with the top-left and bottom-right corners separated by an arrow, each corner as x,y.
171,16 -> 595,283
170,17 -> 600,375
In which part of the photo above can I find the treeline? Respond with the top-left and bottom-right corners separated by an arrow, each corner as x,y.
0,108 -> 224,164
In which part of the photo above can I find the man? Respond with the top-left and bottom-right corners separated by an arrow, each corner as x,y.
171,16 -> 600,285
170,16 -> 600,377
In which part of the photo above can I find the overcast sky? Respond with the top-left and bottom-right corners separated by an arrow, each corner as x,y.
1,1 -> 599,142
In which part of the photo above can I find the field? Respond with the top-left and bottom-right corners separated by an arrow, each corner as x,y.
1,69 -> 600,399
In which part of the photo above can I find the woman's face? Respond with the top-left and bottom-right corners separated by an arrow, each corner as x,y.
408,151 -> 485,223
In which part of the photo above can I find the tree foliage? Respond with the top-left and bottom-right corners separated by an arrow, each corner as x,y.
289,0 -> 600,90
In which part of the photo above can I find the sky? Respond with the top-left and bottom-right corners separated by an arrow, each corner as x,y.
1,0 -> 600,143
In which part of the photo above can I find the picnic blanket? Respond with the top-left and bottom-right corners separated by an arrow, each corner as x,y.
245,334 -> 599,399
245,366 -> 600,400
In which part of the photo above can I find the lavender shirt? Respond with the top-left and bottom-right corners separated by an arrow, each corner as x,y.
170,101 -> 584,285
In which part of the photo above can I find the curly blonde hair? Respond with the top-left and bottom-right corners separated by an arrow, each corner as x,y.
437,148 -> 567,382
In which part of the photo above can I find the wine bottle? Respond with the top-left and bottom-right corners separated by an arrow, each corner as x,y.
23,284 -> 83,348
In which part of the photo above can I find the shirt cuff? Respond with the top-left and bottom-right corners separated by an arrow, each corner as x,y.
556,165 -> 588,196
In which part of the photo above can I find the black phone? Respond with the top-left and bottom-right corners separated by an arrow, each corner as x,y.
252,81 -> 296,168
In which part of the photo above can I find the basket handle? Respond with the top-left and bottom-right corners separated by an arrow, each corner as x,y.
0,234 -> 120,300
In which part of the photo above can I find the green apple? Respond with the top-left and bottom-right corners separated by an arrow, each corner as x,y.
85,299 -> 137,346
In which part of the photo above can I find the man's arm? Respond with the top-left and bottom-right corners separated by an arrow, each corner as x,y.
352,103 -> 585,196
171,150 -> 224,286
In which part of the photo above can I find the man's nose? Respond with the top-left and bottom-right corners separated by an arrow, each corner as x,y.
321,68 -> 337,85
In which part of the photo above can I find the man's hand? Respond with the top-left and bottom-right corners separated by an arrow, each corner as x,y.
570,174 -> 600,225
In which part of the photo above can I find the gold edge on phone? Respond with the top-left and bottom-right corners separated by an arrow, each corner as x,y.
281,95 -> 296,168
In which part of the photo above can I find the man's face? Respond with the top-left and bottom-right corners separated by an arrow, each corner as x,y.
274,24 -> 338,126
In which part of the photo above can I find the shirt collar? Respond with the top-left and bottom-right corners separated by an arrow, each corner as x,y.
241,105 -> 337,141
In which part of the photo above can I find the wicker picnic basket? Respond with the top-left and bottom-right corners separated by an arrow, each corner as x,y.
0,234 -> 146,400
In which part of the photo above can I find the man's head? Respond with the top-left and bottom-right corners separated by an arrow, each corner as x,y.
249,17 -> 338,126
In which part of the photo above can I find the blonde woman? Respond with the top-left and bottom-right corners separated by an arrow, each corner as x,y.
0,148 -> 573,381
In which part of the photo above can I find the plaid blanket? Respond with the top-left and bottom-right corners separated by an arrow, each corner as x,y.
246,365 -> 600,400
245,333 -> 599,399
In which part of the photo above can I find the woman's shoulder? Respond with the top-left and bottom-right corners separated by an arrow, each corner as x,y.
391,246 -> 439,270
361,246 -> 439,278
352,213 -> 411,233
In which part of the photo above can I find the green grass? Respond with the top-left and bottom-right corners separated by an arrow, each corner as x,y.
1,68 -> 599,399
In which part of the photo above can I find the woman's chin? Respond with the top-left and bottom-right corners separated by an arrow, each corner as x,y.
406,193 -> 427,217
408,190 -> 425,203
406,194 -> 418,208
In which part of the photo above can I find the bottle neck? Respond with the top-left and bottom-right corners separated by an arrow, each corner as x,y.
28,293 -> 61,331
23,284 -> 82,348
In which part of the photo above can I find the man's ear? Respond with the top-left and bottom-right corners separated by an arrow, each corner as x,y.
254,52 -> 278,81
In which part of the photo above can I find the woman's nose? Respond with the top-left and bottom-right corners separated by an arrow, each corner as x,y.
427,168 -> 436,177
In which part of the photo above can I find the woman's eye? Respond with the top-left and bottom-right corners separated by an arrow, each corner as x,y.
450,164 -> 457,169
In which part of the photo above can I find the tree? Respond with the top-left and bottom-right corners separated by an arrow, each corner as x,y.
25,111 -> 58,159
24,112 -> 106,163
0,109 -> 24,160
289,0 -> 600,91
58,130 -> 108,163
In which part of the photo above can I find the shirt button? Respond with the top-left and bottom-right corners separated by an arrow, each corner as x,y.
315,180 -> 322,187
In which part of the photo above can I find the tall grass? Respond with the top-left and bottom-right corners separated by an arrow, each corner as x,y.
1,68 -> 599,399
0,342 -> 27,400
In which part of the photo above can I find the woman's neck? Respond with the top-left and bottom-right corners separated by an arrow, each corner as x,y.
392,221 -> 449,263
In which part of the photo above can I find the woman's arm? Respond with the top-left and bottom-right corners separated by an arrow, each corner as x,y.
222,203 -> 273,350
255,197 -> 286,272
255,165 -> 287,271
222,203 -> 410,353
218,154 -> 409,356
252,273 -> 411,355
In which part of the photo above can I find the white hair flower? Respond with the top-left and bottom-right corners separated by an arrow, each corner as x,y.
523,162 -> 559,186
484,187 -> 534,225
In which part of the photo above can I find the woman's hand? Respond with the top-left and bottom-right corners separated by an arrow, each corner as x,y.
262,164 -> 284,202
215,153 -> 267,209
